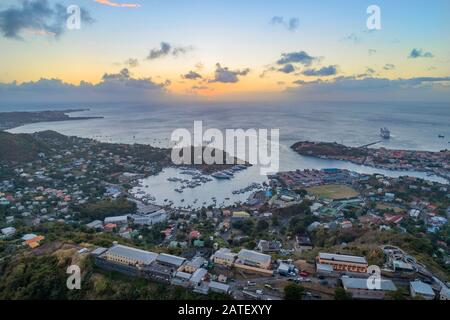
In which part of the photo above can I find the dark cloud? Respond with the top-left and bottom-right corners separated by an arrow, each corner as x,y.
278,64 -> 295,74
192,85 -> 209,90
302,65 -> 338,77
383,63 -> 395,71
270,16 -> 300,32
277,51 -> 317,66
0,0 -> 94,40
209,63 -> 250,83
0,68 -> 168,104
182,71 -> 202,80
409,48 -> 434,59
287,76 -> 450,102
147,42 -> 193,60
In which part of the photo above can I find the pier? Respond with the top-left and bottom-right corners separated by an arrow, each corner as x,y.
359,140 -> 383,148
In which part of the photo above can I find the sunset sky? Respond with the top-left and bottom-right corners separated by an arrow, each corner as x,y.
1,0 -> 450,103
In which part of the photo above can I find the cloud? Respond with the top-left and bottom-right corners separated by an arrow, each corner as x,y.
277,51 -> 317,66
209,63 -> 250,83
182,71 -> 202,80
0,0 -> 94,40
94,0 -> 141,8
341,33 -> 362,44
409,48 -> 434,59
302,65 -> 338,77
147,42 -> 193,60
278,64 -> 295,74
368,49 -> 377,55
192,85 -> 209,90
287,76 -> 450,102
0,68 -> 169,104
383,63 -> 395,71
124,58 -> 139,68
270,16 -> 300,32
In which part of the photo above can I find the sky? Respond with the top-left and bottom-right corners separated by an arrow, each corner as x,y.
0,0 -> 450,104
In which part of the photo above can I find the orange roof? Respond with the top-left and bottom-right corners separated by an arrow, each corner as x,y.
24,235 -> 45,245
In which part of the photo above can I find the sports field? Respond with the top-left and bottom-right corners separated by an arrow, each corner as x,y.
306,184 -> 359,200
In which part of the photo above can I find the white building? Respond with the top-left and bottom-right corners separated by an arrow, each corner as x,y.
410,280 -> 435,300
104,215 -> 129,225
1,227 -> 16,237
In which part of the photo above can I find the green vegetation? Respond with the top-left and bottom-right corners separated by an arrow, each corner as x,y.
284,283 -> 305,300
306,184 -> 359,200
74,197 -> 137,221
334,287 -> 352,300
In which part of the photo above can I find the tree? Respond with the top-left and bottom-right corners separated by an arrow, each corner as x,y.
386,289 -> 406,300
256,220 -> 269,232
334,287 -> 352,300
284,283 -> 305,300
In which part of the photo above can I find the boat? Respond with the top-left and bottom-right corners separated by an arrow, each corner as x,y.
380,128 -> 391,139
438,135 -> 445,138
212,172 -> 231,179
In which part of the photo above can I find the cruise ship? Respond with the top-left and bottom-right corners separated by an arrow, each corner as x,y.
380,128 -> 391,139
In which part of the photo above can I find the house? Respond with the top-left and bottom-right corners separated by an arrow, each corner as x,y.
316,253 -> 368,273
231,211 -> 250,220
211,248 -> 236,267
341,276 -> 397,300
130,209 -> 167,226
104,223 -> 117,232
257,240 -> 282,253
410,280 -> 435,300
86,220 -> 103,230
23,235 -> 45,248
104,215 -> 129,225
1,227 -> 16,237
316,263 -> 335,277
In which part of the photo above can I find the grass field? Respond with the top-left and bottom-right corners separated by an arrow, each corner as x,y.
306,184 -> 359,200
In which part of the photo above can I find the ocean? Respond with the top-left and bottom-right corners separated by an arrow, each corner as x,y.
6,101 -> 450,208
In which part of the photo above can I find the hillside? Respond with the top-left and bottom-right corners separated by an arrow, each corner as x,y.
0,131 -> 53,163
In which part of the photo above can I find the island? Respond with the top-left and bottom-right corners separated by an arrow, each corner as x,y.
0,109 -> 103,130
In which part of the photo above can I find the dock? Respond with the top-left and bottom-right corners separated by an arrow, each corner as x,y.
359,140 -> 383,148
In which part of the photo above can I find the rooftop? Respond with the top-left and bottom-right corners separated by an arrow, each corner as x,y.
157,253 -> 186,267
410,280 -> 435,296
106,245 -> 158,265
342,276 -> 397,291
237,249 -> 271,265
319,252 -> 368,265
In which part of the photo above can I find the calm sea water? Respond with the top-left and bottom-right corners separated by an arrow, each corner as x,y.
7,101 -> 450,208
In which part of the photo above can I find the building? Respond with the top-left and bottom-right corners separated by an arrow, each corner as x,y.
236,249 -> 272,270
104,244 -> 158,266
130,209 -> 167,226
190,268 -> 208,287
156,253 -> 186,269
317,253 -> 368,273
257,240 -> 282,253
1,227 -> 16,237
23,235 -> 45,248
209,281 -> 230,294
316,263 -> 335,277
211,248 -> 237,267
231,211 -> 250,220
341,276 -> 397,300
86,220 -> 103,230
410,280 -> 435,300
440,286 -> 450,300
180,256 -> 207,274
104,215 -> 129,225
